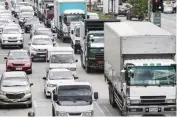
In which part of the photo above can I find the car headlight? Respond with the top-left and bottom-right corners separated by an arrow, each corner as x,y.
25,62 -> 31,66
56,112 -> 68,116
0,91 -> 6,95
31,47 -> 37,51
7,62 -> 13,66
82,111 -> 93,116
166,99 -> 176,103
25,90 -> 31,94
70,68 -> 76,71
47,84 -> 56,87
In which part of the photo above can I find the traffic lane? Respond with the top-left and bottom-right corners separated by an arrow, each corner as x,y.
55,38 -> 121,116
161,13 -> 176,35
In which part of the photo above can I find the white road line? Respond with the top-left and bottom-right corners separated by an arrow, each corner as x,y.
103,105 -> 112,116
94,101 -> 106,117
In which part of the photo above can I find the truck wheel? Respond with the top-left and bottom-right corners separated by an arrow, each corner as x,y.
80,52 -> 85,69
52,105 -> 55,117
109,85 -> 117,108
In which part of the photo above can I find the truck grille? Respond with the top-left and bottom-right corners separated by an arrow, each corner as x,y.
12,63 -> 24,66
69,113 -> 81,116
140,96 -> 166,105
6,93 -> 25,99
95,53 -> 104,60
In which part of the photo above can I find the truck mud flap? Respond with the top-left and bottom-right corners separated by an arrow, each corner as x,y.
84,19 -> 121,35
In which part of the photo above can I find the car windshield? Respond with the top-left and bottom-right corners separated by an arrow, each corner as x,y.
89,33 -> 104,43
8,52 -> 29,60
26,18 -> 39,24
128,66 -> 176,86
2,77 -> 28,87
3,28 -> 20,34
35,30 -> 52,35
57,85 -> 92,106
20,14 -> 33,18
49,71 -> 73,80
50,54 -> 74,63
32,38 -> 52,45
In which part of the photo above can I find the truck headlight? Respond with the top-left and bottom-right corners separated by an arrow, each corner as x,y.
47,84 -> 56,87
0,91 -> 6,95
82,111 -> 93,116
166,99 -> 176,103
56,111 -> 68,116
130,100 -> 140,104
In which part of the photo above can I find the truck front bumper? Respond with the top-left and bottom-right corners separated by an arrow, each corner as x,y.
127,105 -> 176,116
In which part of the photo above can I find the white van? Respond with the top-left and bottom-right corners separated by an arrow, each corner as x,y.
47,47 -> 78,78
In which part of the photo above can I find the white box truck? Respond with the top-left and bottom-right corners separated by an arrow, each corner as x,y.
104,22 -> 176,116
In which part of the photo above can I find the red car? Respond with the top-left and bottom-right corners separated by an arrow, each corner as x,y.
4,50 -> 32,74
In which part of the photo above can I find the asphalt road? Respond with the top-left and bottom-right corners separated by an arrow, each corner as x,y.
0,19 -> 120,117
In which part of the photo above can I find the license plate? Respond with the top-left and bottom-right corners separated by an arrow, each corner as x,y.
149,107 -> 158,112
16,67 -> 22,70
39,55 -> 45,57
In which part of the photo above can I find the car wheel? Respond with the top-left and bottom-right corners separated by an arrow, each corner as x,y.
28,70 -> 32,74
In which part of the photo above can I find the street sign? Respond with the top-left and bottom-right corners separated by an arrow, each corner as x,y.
152,12 -> 161,27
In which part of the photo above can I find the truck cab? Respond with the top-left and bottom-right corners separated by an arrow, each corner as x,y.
46,47 -> 78,78
51,82 -> 98,117
43,3 -> 54,27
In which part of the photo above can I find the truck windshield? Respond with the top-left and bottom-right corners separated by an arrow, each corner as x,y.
50,54 -> 74,63
57,85 -> 92,106
129,66 -> 176,86
64,14 -> 85,25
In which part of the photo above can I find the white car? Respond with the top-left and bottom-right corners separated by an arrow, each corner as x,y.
1,26 -> 24,49
43,69 -> 77,98
0,19 -> 9,34
163,1 -> 174,13
28,35 -> 54,61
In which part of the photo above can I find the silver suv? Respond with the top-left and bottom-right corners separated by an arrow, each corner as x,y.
0,71 -> 33,108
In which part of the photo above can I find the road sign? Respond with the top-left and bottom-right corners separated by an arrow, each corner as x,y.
152,12 -> 161,27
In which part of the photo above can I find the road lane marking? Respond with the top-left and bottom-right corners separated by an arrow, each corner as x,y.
94,101 -> 105,116
103,105 -> 112,116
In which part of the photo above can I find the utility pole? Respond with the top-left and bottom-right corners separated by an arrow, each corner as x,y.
89,0 -> 91,11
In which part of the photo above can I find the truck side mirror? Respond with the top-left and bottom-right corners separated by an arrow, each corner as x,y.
59,16 -> 62,22
53,94 -> 57,101
94,92 -> 98,99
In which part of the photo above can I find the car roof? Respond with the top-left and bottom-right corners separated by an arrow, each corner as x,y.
3,71 -> 26,78
49,69 -> 70,72
10,49 -> 28,53
57,82 -> 91,87
4,26 -> 20,30
20,6 -> 33,9
36,28 -> 50,31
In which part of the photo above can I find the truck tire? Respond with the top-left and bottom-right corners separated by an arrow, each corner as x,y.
52,105 -> 55,117
109,85 -> 117,108
80,51 -> 85,69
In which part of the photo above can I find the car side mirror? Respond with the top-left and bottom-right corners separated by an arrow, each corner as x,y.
28,111 -> 35,117
74,77 -> 78,80
53,94 -> 57,101
30,83 -> 33,86
53,42 -> 56,46
75,59 -> 78,62
94,92 -> 98,100
4,57 -> 7,59
46,60 -> 49,62
84,36 -> 86,40
43,77 -> 47,80
28,42 -> 31,45
71,30 -> 73,34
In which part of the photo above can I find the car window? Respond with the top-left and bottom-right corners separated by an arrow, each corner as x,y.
49,71 -> 73,80
35,30 -> 52,35
8,52 -> 29,60
2,77 -> 28,87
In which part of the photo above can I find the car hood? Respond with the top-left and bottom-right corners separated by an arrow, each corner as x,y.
1,86 -> 30,93
31,45 -> 53,50
2,34 -> 22,38
49,63 -> 76,69
90,43 -> 104,48
56,105 -> 93,113
130,86 -> 176,99
0,24 -> 5,28
47,79 -> 75,85
8,59 -> 31,64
